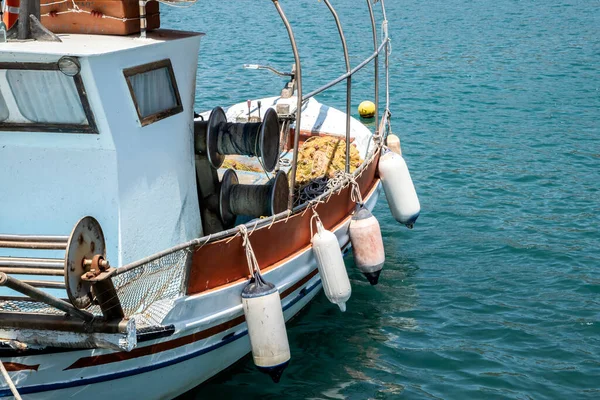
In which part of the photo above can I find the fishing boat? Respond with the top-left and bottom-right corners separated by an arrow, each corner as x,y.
0,0 -> 420,398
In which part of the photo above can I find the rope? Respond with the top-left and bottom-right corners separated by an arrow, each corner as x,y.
40,0 -> 68,6
328,171 -> 363,206
0,360 -> 23,400
309,209 -> 322,239
348,174 -> 364,206
41,0 -> 144,22
239,225 -> 260,277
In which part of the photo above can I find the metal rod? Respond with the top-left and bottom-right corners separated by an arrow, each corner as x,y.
380,0 -> 390,115
0,312 -> 130,334
0,272 -> 94,321
0,268 -> 64,276
302,40 -> 387,101
0,257 -> 64,269
17,0 -> 29,39
366,0 -> 379,135
0,234 -> 68,243
272,0 -> 303,210
20,280 -> 66,289
0,241 -> 67,250
243,64 -> 293,77
322,0 -> 352,173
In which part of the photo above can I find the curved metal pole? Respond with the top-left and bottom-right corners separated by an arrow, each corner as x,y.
322,0 -> 352,173
366,0 -> 379,136
272,0 -> 303,209
380,0 -> 390,118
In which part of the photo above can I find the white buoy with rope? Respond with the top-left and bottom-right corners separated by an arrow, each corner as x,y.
310,211 -> 351,311
378,148 -> 421,228
239,225 -> 290,383
0,359 -> 23,400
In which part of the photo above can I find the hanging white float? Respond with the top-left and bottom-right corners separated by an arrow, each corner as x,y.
349,205 -> 386,285
311,214 -> 351,311
239,226 -> 290,383
378,149 -> 421,228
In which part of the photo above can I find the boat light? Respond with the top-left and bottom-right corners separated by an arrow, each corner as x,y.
58,56 -> 81,77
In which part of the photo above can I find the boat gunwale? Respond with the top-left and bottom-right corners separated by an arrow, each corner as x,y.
112,145 -> 382,278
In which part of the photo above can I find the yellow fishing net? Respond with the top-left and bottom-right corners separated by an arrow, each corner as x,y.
222,156 -> 263,172
294,136 -> 362,187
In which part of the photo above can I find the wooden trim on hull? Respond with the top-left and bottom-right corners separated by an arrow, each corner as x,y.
187,151 -> 380,294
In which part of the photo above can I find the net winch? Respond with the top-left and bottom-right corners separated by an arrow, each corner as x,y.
194,106 -> 281,172
217,169 -> 289,228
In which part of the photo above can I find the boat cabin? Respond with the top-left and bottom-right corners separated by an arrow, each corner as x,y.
0,31 -> 204,268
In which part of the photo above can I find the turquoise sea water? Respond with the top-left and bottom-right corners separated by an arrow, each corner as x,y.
164,1 -> 599,398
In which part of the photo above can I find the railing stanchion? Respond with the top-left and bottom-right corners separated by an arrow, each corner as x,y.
366,0 -> 379,136
322,0 -> 352,173
271,0 -> 303,209
380,0 -> 390,125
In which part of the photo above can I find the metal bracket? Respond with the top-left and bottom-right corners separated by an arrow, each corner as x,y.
65,217 -> 124,320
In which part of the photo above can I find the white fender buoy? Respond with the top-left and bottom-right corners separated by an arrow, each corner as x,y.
242,276 -> 290,383
386,134 -> 402,155
349,206 -> 385,285
311,219 -> 351,311
378,149 -> 421,228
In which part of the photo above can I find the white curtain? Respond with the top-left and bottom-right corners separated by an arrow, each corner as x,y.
129,67 -> 178,118
6,70 -> 88,124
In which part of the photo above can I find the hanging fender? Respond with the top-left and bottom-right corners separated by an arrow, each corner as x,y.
378,149 -> 421,228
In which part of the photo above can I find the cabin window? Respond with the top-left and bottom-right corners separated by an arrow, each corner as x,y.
0,61 -> 97,133
7,70 -> 88,124
123,59 -> 183,126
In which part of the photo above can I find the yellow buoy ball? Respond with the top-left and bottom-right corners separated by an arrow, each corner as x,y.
358,101 -> 376,119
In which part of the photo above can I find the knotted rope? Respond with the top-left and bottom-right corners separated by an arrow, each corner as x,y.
309,209 -> 322,239
239,225 -> 261,277
348,174 -> 364,206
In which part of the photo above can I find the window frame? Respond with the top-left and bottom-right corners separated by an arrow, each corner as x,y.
123,59 -> 183,127
0,61 -> 98,134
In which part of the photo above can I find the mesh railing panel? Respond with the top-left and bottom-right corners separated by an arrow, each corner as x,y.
0,248 -> 191,329
110,248 -> 191,327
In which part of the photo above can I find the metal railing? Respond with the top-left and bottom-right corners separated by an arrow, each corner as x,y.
112,0 -> 394,274
270,0 -> 391,206
0,234 -> 68,289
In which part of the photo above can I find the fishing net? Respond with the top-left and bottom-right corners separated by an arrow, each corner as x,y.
295,137 -> 362,186
294,136 -> 362,205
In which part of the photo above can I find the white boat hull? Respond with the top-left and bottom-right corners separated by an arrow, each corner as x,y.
0,184 -> 380,400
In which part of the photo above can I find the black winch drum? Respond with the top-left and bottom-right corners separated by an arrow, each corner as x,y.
195,106 -> 281,172
219,169 -> 289,228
